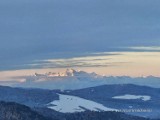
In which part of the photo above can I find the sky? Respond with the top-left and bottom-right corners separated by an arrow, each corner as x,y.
0,0 -> 160,81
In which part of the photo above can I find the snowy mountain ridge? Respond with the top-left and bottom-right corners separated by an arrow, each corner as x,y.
11,69 -> 160,90
35,68 -> 99,78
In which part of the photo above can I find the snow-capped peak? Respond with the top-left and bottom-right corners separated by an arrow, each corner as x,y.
34,68 -> 99,78
65,68 -> 76,76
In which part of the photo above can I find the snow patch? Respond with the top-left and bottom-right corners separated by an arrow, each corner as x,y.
112,94 -> 151,101
47,94 -> 116,113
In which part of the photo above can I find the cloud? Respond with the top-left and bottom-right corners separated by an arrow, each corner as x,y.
128,46 -> 160,51
26,52 -> 129,68
1,0 -> 160,68
21,51 -> 159,73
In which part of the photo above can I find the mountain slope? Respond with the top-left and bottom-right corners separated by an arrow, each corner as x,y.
65,84 -> 160,118
0,85 -> 58,107
63,111 -> 151,120
0,84 -> 160,118
36,109 -> 153,120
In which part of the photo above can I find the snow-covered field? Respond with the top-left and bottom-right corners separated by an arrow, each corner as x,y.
47,94 -> 116,113
112,94 -> 151,101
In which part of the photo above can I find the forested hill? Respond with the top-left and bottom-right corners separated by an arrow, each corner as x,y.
0,101 -> 49,120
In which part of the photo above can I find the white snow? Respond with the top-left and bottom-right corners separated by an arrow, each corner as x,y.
35,69 -> 99,78
47,94 -> 116,113
112,94 -> 151,101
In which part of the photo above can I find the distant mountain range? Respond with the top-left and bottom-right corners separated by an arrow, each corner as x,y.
10,69 -> 160,90
0,84 -> 160,119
